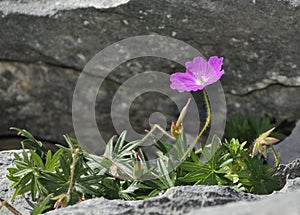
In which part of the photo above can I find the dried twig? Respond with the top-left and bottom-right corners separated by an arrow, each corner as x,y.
0,198 -> 22,215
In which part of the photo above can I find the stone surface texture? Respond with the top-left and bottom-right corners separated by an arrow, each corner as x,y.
187,191 -> 300,215
276,158 -> 300,187
0,150 -> 32,215
45,186 -> 260,215
0,0 -> 299,144
273,119 -> 300,164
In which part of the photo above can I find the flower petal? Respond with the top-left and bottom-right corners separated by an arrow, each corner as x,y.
261,145 -> 268,159
170,72 -> 204,92
264,137 -> 279,145
252,142 -> 260,158
185,61 -> 194,72
259,127 -> 276,139
171,56 -> 225,92
208,56 -> 224,72
186,56 -> 208,75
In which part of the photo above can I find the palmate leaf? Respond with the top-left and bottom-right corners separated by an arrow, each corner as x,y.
7,148 -> 52,201
85,131 -> 142,179
39,151 -> 103,205
180,165 -> 216,184
178,136 -> 228,186
39,171 -> 68,193
241,157 -> 280,194
224,115 -> 287,145
157,157 -> 175,188
5,126 -> 284,215
76,175 -> 103,194
44,149 -> 63,171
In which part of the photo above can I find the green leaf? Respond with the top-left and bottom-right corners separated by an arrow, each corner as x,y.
12,172 -> 32,188
10,127 -> 47,157
104,135 -> 115,156
179,161 -> 200,171
59,155 -> 70,178
121,181 -> 139,194
220,158 -> 233,168
31,194 -> 53,215
155,157 -> 174,188
155,140 -> 173,154
114,131 -> 127,154
202,135 -> 222,162
30,150 -> 45,169
12,168 -> 32,178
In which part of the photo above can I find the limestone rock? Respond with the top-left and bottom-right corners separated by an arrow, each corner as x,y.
276,158 -> 300,187
1,1 -> 300,214
44,186 -> 259,215
187,191 -> 300,215
0,0 -> 299,147
0,150 -> 32,215
280,177 -> 300,192
274,120 -> 300,164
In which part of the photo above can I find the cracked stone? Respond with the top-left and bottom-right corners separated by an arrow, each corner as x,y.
0,0 -> 299,144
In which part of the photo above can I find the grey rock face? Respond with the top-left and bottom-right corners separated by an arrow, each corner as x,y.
187,191 -> 300,215
278,0 -> 300,7
0,150 -> 32,215
280,177 -> 300,192
0,0 -> 299,144
273,120 -> 300,164
276,158 -> 300,187
0,0 -> 130,16
44,186 -> 259,215
0,62 -> 79,144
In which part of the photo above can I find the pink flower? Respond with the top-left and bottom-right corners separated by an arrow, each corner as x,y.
170,56 -> 224,92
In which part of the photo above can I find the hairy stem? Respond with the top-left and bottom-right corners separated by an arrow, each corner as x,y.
141,124 -> 176,143
68,147 -> 80,195
55,147 -> 80,209
182,89 -> 211,160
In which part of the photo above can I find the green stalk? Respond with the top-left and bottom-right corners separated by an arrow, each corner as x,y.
181,89 -> 211,161
270,144 -> 279,167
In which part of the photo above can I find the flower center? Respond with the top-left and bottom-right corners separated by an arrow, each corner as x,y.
196,79 -> 204,85
194,72 -> 208,85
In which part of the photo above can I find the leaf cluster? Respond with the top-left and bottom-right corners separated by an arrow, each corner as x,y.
5,127 -> 281,214
178,137 -> 280,194
224,115 -> 287,145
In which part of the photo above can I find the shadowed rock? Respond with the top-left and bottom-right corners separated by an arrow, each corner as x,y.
0,0 -> 299,149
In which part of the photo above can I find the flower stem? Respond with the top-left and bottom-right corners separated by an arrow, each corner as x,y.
270,144 -> 279,167
67,147 -> 80,195
181,89 -> 211,160
55,147 -> 80,209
